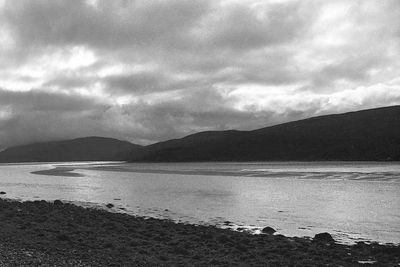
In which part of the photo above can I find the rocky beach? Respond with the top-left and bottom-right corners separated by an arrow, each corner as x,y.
0,198 -> 399,266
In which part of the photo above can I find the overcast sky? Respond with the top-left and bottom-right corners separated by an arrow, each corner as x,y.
0,0 -> 399,147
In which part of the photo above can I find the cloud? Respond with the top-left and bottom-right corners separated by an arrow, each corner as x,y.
0,0 -> 399,148
103,71 -> 171,95
202,1 -> 313,51
311,55 -> 382,87
4,0 -> 211,50
0,89 -> 113,146
0,89 -> 104,112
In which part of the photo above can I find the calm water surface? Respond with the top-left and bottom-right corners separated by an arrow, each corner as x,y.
0,161 -> 399,244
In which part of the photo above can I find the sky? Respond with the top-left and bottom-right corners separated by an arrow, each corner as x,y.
0,0 -> 400,148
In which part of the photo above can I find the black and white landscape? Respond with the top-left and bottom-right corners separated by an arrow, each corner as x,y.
0,0 -> 400,266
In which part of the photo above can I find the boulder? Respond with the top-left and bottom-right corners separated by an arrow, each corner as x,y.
106,203 -> 114,209
53,200 -> 63,205
313,232 -> 335,243
0,191 -> 6,195
261,226 -> 276,235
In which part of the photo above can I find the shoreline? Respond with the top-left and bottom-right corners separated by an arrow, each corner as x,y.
2,196 -> 391,246
0,199 -> 399,266
5,161 -> 400,247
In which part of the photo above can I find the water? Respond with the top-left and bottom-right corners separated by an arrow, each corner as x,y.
0,161 -> 399,244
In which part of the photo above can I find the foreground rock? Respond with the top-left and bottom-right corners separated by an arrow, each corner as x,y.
53,199 -> 63,206
314,232 -> 335,243
261,226 -> 276,235
0,199 -> 399,266
106,203 -> 114,209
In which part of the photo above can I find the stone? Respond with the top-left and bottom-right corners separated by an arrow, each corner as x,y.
53,200 -> 63,205
0,191 -> 6,195
313,232 -> 335,243
106,203 -> 114,209
261,227 -> 276,235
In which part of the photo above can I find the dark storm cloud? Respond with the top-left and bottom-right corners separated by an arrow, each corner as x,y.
0,89 -> 113,147
206,1 -> 313,51
1,0 -> 400,147
312,55 -> 383,88
0,89 -> 105,112
4,0 -> 211,49
44,76 -> 92,90
103,72 -> 171,95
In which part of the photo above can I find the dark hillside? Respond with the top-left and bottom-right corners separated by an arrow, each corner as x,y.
0,137 -> 141,163
129,106 -> 400,162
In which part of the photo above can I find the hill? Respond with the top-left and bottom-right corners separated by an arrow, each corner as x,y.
1,106 -> 399,163
0,137 -> 141,163
128,106 -> 400,162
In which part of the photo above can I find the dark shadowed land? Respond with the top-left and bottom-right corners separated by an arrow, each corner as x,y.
0,137 -> 142,163
0,105 -> 399,163
129,105 -> 400,162
0,199 -> 399,266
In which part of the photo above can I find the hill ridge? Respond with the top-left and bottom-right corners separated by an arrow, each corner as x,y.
129,105 -> 400,162
0,136 -> 141,163
1,105 -> 399,163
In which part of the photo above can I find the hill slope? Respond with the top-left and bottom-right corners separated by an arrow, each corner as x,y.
129,106 -> 400,162
0,137 -> 141,163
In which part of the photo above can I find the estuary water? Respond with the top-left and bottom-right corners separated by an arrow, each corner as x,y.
0,161 -> 399,244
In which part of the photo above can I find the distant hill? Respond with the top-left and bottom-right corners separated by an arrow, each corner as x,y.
128,106 -> 400,162
0,137 -> 141,163
1,106 -> 399,163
